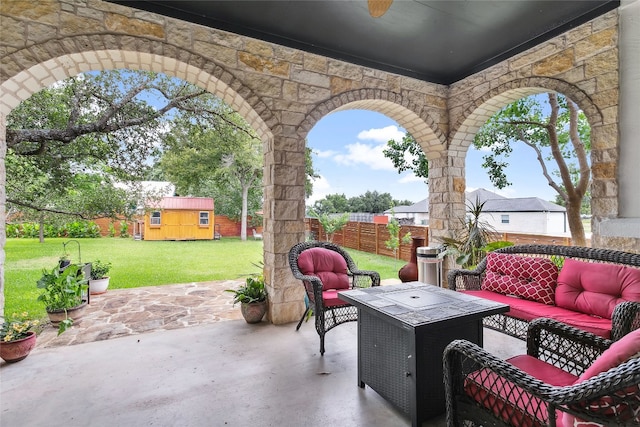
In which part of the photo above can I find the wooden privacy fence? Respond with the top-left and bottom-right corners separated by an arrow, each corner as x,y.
306,218 -> 429,262
305,218 -> 585,263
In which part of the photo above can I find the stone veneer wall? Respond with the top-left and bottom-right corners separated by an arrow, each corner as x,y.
0,0 -> 635,322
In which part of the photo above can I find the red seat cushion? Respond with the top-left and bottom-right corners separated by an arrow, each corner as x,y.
555,258 -> 640,319
322,289 -> 350,308
482,252 -> 558,305
464,354 -> 577,427
462,290 -> 612,338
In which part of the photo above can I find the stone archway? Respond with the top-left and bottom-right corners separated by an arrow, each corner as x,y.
447,78 -> 607,241
0,48 -> 276,317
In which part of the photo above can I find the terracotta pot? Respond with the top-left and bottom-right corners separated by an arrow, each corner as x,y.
89,277 -> 110,295
240,301 -> 267,323
46,300 -> 88,326
0,331 -> 37,363
398,236 -> 426,282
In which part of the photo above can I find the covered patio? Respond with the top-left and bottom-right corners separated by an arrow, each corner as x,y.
0,281 -> 524,426
1,1 -> 639,425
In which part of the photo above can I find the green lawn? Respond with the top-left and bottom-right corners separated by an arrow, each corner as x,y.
4,237 -> 405,318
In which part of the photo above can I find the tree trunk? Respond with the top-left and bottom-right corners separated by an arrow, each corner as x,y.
566,196 -> 586,246
39,215 -> 45,243
240,184 -> 249,241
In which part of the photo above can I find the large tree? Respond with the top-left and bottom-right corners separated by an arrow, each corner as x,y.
160,111 -> 263,241
474,93 -> 590,245
5,70 -> 244,226
383,93 -> 591,245
7,68 -> 317,240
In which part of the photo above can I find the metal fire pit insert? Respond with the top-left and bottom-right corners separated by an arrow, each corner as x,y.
381,289 -> 449,309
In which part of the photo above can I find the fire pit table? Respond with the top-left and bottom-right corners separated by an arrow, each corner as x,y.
338,282 -> 508,426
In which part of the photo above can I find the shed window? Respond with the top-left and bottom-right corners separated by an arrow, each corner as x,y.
150,211 -> 161,226
199,211 -> 210,226
501,214 -> 510,224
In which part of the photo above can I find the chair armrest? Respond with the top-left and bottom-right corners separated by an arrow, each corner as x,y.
350,269 -> 381,288
447,268 -> 483,291
444,338 -> 640,426
526,318 -> 611,376
611,301 -> 640,341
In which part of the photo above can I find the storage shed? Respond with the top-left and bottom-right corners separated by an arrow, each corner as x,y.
144,197 -> 215,241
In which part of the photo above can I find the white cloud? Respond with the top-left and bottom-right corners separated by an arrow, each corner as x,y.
314,149 -> 336,158
357,125 -> 405,143
333,142 -> 395,171
306,175 -> 331,205
398,174 -> 424,184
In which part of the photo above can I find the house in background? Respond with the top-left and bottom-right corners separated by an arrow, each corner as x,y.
143,197 -> 215,241
386,188 -> 568,235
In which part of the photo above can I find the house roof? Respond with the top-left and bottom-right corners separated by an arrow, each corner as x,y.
482,197 -> 565,213
108,1 -> 619,85
155,197 -> 214,211
386,188 -> 565,214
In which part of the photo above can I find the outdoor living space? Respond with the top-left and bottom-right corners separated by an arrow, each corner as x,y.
0,281 -> 525,427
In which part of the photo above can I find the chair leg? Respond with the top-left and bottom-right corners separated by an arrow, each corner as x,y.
295,307 -> 309,331
320,333 -> 325,356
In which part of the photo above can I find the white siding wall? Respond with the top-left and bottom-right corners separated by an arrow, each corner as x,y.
479,212 -> 568,235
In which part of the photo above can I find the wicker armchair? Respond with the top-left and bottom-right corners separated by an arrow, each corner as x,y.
288,241 -> 380,355
444,318 -> 640,427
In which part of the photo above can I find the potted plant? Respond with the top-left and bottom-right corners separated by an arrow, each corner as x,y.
0,312 -> 41,363
58,252 -> 71,270
89,260 -> 112,295
225,273 -> 268,323
37,263 -> 89,335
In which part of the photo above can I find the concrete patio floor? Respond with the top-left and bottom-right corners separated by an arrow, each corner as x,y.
0,281 -> 525,427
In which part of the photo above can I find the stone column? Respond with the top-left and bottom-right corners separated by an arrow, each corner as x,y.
263,129 -> 307,324
0,112 -> 5,320
428,152 -> 466,286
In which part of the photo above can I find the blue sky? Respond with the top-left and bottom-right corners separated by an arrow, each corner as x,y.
306,110 -> 559,206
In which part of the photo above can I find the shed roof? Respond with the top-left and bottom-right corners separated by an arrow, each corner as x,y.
154,197 -> 214,211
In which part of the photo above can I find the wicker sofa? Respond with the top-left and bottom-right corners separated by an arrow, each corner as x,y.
448,244 -> 640,341
444,317 -> 640,427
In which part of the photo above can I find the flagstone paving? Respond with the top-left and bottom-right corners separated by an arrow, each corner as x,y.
36,280 -> 245,348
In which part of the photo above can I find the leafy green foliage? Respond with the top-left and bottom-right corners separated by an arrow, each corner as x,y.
309,210 -> 350,242
159,112 -> 262,239
384,210 -> 412,259
89,260 -> 112,280
7,220 -> 101,238
36,264 -> 88,311
383,133 -> 429,180
439,198 -> 501,269
311,190 -> 412,215
225,274 -> 267,304
37,263 -> 89,335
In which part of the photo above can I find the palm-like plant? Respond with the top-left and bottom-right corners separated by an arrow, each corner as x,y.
440,198 -> 505,269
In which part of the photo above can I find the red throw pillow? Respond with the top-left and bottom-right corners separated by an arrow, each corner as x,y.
555,258 -> 640,319
481,252 -> 558,305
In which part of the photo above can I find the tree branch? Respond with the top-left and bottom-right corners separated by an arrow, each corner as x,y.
7,198 -> 89,219
515,128 -> 566,198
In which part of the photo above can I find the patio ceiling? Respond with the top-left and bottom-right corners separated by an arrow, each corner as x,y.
107,0 -> 619,85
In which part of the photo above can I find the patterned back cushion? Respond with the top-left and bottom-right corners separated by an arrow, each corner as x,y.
297,247 -> 350,291
555,258 -> 640,319
481,252 -> 558,305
